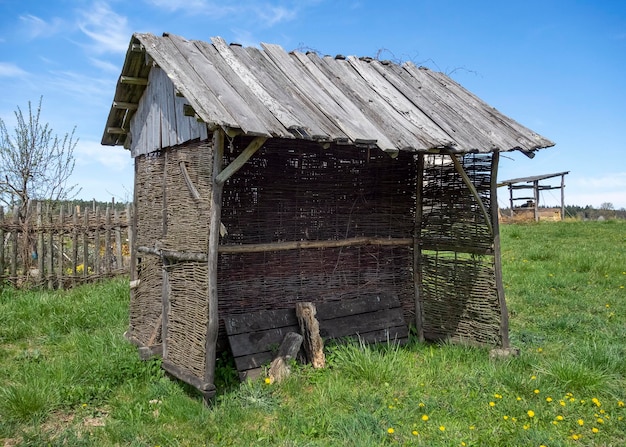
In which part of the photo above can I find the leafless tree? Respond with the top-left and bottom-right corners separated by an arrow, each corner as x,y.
0,97 -> 80,219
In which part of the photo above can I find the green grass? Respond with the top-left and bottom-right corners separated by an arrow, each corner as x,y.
1,220 -> 625,446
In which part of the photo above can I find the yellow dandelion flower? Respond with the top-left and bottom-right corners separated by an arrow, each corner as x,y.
511,417 -> 517,422
461,443 -> 466,447
546,397 -> 553,402
592,427 -> 599,434
469,425 -> 475,430
556,415 -> 564,421
489,401 -> 496,407
422,414 -> 429,421
531,375 -> 537,380
577,419 -> 584,426
534,389 -> 540,394
419,402 -> 425,408
412,430 -> 419,436
503,415 -> 509,420
264,377 -> 271,384
618,401 -> 625,407
552,421 -> 558,425
523,424 -> 530,430
439,425 -> 445,432
527,410 -> 535,418
569,397 -> 576,402
387,427 -> 395,434
517,396 -> 522,401
592,397 -> 601,407
571,434 -> 580,440
537,347 -> 543,353
599,409 -> 606,414
597,418 -> 604,424
559,400 -> 566,406
494,393 -> 502,399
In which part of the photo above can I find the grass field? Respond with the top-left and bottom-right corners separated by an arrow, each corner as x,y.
1,220 -> 624,446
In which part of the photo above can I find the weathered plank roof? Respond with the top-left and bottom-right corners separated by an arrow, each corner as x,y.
102,32 -> 554,154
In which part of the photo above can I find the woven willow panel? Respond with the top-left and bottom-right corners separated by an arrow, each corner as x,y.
128,254 -> 162,345
135,152 -> 165,248
419,153 -> 501,344
165,260 -> 209,379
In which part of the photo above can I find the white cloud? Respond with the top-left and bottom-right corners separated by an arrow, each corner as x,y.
19,14 -> 65,39
89,57 -> 120,73
144,0 -> 299,26
575,172 -> 626,190
76,1 -> 131,54
567,172 -> 626,208
0,62 -> 28,77
75,139 -> 131,172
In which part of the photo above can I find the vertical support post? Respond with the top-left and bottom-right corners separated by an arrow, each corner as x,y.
10,206 -> 19,284
508,185 -> 514,217
560,174 -> 566,220
490,152 -> 510,348
127,202 -> 135,281
205,129 -> 224,389
533,180 -> 539,222
413,152 -> 425,342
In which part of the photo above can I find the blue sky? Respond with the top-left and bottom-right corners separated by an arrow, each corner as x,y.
1,0 -> 625,209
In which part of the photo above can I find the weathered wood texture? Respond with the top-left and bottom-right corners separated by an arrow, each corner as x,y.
0,202 -> 131,288
268,332 -> 303,383
224,293 -> 408,379
103,33 -> 554,156
296,302 -> 325,369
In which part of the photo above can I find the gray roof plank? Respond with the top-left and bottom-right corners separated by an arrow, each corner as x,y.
307,53 -> 424,150
166,34 -> 273,136
426,69 -> 554,150
137,33 -> 239,130
194,39 -> 289,137
371,61 -> 486,151
345,56 -> 455,148
210,37 -> 304,134
238,46 -> 343,140
263,43 -> 396,150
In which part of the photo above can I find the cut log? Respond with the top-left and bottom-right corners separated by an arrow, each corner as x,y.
268,332 -> 303,384
296,302 -> 325,368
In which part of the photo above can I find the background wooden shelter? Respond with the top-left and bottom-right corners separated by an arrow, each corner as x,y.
102,33 -> 554,398
499,171 -> 569,222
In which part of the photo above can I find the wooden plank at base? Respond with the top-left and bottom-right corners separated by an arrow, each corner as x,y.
319,307 -> 406,340
224,308 -> 297,335
315,293 -> 400,319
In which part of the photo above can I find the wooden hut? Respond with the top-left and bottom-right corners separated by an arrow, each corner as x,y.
101,32 -> 554,399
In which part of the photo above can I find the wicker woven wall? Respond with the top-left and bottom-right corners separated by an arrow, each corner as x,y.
218,138 -> 417,323
418,153 -> 501,345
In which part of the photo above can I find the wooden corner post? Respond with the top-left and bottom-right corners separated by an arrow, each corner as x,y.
205,129 -> 224,397
490,152 -> 510,348
413,153 -> 425,342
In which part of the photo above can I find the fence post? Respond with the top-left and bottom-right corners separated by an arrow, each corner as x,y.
0,207 -> 4,284
58,206 -> 64,290
83,207 -> 89,279
37,202 -> 44,286
115,207 -> 123,270
95,206 -> 101,275
47,204 -> 54,289
105,205 -> 112,275
72,208 -> 79,284
10,206 -> 19,286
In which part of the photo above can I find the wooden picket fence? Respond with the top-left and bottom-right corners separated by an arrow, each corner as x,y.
0,201 -> 132,289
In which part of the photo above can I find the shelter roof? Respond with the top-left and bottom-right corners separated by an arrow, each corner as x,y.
499,171 -> 570,186
102,32 -> 554,155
